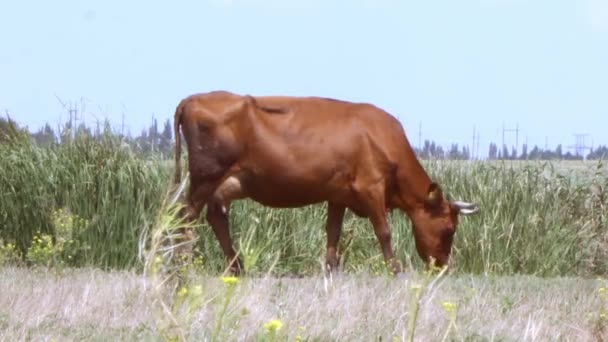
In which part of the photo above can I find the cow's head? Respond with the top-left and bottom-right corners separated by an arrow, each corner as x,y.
409,183 -> 478,268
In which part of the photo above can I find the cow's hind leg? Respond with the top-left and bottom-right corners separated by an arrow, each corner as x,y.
325,203 -> 346,274
176,179 -> 216,260
206,175 -> 246,276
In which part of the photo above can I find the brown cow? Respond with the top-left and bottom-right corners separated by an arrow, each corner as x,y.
173,90 -> 478,275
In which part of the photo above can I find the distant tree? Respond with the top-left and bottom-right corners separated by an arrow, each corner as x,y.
563,151 -> 582,161
448,144 -> 460,160
555,144 -> 563,159
540,148 -> 552,160
461,145 -> 470,160
528,145 -> 541,159
443,144 -> 468,160
520,144 -> 528,160
587,145 -> 608,160
420,140 -> 432,159
430,141 -> 437,157
31,123 -> 56,146
418,139 -> 447,159
488,142 -> 498,160
148,118 -> 159,151
435,145 -> 445,159
75,122 -> 92,138
501,145 -> 509,160
160,118 -> 173,154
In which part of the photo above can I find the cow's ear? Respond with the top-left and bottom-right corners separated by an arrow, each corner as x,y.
425,182 -> 443,208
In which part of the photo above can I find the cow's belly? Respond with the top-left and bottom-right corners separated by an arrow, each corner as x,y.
244,179 -> 332,208
244,179 -> 371,218
238,170 -> 350,208
227,149 -> 362,208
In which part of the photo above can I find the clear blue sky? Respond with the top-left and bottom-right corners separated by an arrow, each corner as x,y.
1,0 -> 607,157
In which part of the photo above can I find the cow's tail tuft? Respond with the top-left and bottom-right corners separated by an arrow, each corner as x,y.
173,100 -> 185,185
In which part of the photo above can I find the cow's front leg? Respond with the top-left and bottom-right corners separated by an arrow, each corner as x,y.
359,185 -> 402,275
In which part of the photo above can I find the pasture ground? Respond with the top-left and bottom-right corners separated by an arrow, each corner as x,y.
1,267 -> 606,341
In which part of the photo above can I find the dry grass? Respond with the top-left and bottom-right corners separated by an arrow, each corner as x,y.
1,267 -> 606,341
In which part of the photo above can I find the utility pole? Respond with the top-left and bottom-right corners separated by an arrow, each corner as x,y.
502,123 -> 505,158
515,123 -> 519,155
501,122 -> 519,159
568,133 -> 592,159
472,126 -> 476,160
471,126 -> 480,160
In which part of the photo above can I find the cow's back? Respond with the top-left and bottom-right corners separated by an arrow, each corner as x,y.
233,95 -> 412,207
249,95 -> 411,166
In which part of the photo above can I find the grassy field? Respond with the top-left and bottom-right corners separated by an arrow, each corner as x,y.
1,133 -> 607,276
1,267 -> 606,341
1,133 -> 607,341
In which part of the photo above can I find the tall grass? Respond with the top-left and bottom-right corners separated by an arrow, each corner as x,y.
425,159 -> 608,276
1,134 -> 606,276
0,132 -> 170,269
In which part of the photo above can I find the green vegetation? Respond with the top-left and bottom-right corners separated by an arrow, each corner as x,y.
0,130 -> 169,269
1,125 -> 607,276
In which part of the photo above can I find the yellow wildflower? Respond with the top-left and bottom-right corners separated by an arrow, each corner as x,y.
221,276 -> 239,286
442,301 -> 457,313
263,319 -> 283,332
177,286 -> 188,297
599,287 -> 606,298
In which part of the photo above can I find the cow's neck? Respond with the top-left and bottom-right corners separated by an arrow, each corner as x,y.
394,155 -> 433,216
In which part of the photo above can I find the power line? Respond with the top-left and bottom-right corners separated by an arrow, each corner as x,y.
567,133 -> 592,159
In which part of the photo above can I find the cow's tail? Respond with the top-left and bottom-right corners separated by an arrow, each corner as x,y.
173,100 -> 185,185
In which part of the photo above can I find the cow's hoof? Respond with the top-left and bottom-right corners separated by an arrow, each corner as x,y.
395,271 -> 410,281
227,257 -> 244,277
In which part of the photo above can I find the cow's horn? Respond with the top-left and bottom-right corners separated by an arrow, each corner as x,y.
452,201 -> 479,215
